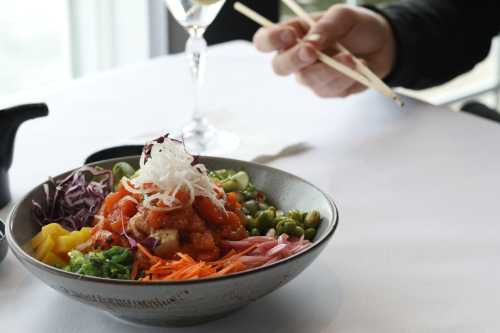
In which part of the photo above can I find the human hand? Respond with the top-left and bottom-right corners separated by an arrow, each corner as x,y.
253,5 -> 395,98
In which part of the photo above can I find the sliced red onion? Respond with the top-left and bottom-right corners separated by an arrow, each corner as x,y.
245,236 -> 275,243
277,234 -> 289,244
253,241 -> 278,254
266,243 -> 287,257
222,232 -> 312,270
220,240 -> 252,250
265,256 -> 281,265
238,255 -> 269,267
265,228 -> 276,238
290,243 -> 310,255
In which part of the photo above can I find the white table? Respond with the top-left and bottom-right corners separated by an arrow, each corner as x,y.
2,41 -> 500,333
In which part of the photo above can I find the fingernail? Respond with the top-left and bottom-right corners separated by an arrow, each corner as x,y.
281,30 -> 295,44
299,46 -> 315,63
304,33 -> 321,42
338,53 -> 355,67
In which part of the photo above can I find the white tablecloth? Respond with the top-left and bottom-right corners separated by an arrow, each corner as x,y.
2,41 -> 500,333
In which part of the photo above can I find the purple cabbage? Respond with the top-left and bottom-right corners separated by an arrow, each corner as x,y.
32,166 -> 113,231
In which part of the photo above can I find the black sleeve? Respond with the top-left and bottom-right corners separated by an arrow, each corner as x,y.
366,0 -> 500,90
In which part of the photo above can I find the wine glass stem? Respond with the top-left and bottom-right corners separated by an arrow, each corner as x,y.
186,33 -> 207,132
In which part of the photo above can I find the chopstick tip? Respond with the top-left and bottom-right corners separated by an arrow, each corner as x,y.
393,96 -> 404,108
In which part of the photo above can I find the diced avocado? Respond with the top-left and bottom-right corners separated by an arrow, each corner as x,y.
231,171 -> 249,191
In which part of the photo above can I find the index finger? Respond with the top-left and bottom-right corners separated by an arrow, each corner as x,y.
253,26 -> 297,53
252,18 -> 309,53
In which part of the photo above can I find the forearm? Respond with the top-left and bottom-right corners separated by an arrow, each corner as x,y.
368,0 -> 499,90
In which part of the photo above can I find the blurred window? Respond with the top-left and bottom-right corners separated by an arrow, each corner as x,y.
0,0 -> 161,98
0,0 -> 70,96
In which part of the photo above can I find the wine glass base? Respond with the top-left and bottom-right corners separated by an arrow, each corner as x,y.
179,123 -> 240,156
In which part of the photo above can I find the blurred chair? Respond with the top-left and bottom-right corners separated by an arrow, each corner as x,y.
397,37 -> 500,111
461,101 -> 500,123
206,0 -> 279,45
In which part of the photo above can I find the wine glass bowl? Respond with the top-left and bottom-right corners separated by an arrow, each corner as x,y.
165,0 -> 226,34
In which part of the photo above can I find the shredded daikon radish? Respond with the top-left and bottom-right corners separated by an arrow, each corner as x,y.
126,138 -> 224,212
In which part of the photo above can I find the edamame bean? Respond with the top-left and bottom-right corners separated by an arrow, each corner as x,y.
276,224 -> 286,235
250,228 -> 260,236
244,200 -> 259,215
246,216 -> 258,229
304,228 -> 317,240
242,190 -> 257,200
256,209 -> 276,231
284,220 -> 297,234
258,202 -> 269,210
304,210 -> 321,228
276,217 -> 293,229
287,210 -> 304,223
294,226 -> 305,237
275,218 -> 286,232
275,216 -> 288,224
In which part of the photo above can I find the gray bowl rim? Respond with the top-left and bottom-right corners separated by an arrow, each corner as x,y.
7,155 -> 339,286
0,219 -> 5,240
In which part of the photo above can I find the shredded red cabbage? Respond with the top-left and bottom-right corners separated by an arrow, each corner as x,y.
32,166 -> 113,231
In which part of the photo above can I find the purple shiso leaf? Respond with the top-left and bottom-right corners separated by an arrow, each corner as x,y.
121,230 -> 138,249
31,166 -> 113,231
142,134 -> 200,166
143,133 -> 171,162
140,237 -> 160,249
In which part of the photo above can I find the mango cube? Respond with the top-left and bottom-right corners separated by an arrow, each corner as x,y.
31,223 -> 93,267
35,235 -> 55,260
42,251 -> 68,268
54,235 -> 77,253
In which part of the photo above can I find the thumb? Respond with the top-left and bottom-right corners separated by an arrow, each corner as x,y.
304,5 -> 357,51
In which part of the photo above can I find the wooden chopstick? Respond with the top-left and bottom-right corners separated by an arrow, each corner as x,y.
234,2 -> 376,91
281,0 -> 404,107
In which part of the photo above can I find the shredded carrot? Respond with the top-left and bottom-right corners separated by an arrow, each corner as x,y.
137,243 -> 161,263
230,244 -> 258,259
219,249 -> 237,261
216,260 -> 245,276
138,246 -> 251,282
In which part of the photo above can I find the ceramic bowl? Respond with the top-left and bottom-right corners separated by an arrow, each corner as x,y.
6,156 -> 339,326
0,219 -> 7,264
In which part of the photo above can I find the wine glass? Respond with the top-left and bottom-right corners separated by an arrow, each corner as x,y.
164,0 -> 239,155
